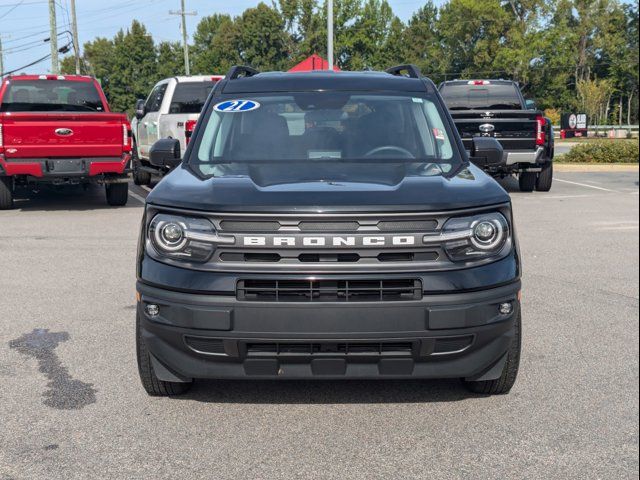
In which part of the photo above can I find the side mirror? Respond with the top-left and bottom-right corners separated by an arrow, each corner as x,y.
135,99 -> 146,120
149,138 -> 181,169
525,99 -> 536,110
469,137 -> 504,168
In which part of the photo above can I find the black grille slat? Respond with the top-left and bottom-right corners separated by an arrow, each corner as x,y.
246,341 -> 414,357
219,221 -> 280,232
377,220 -> 438,232
237,279 -> 422,302
298,221 -> 360,232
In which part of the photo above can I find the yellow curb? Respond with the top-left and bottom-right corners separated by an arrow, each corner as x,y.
554,163 -> 639,172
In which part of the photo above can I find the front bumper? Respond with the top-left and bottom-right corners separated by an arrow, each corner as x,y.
137,279 -> 521,381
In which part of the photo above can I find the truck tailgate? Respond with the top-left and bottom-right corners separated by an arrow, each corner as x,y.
1,112 -> 125,158
449,110 -> 538,151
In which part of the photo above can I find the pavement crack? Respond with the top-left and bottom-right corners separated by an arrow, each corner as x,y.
9,329 -> 97,410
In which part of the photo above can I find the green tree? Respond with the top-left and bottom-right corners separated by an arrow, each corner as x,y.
156,41 -> 185,78
191,13 -> 237,74
107,21 -> 158,113
437,0 -> 512,78
403,2 -> 446,80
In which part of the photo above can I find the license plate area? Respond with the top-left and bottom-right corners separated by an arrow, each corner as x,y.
46,159 -> 86,174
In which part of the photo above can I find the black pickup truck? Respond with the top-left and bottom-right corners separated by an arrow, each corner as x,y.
439,80 -> 553,192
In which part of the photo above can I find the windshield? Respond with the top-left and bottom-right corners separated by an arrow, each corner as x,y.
193,92 -> 458,177
0,79 -> 104,112
169,81 -> 217,114
440,83 -> 522,110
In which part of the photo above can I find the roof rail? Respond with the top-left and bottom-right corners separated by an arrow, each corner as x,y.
386,64 -> 421,79
226,66 -> 260,80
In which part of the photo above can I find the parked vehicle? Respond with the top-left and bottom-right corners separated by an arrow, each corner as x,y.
136,65 -> 522,397
439,79 -> 554,192
131,75 -> 223,186
0,74 -> 132,209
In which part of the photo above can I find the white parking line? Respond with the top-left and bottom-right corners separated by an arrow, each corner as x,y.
128,190 -> 146,204
554,178 -> 617,192
141,185 -> 152,192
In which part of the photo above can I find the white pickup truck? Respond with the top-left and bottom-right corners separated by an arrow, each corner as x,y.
131,75 -> 223,185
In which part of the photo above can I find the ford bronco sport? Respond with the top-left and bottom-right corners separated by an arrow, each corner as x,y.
136,65 -> 522,396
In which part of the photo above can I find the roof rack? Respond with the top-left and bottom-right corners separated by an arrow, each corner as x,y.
385,64 -> 421,79
226,66 -> 260,80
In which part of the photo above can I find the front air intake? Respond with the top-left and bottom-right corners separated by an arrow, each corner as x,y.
237,279 -> 423,302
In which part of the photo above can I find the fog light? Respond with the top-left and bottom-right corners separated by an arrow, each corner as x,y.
499,302 -> 513,315
145,304 -> 160,317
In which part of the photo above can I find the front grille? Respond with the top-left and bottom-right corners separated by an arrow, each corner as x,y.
216,218 -> 439,233
246,341 -> 414,357
237,279 -> 423,302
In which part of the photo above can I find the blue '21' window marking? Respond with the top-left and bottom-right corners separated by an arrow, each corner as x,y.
214,100 -> 260,112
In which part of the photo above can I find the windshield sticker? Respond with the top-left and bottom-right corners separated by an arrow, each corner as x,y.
214,100 -> 260,113
433,128 -> 446,141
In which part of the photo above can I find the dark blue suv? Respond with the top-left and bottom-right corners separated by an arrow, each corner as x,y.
135,65 -> 521,396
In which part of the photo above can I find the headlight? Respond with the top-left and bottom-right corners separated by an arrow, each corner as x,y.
426,212 -> 510,262
148,214 -> 232,262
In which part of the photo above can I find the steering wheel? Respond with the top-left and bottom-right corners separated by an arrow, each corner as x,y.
364,146 -> 415,159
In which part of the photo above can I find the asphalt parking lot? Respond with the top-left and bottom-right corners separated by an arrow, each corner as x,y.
0,171 -> 638,479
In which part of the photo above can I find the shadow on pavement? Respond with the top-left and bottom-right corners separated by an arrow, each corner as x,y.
178,378 -> 480,404
9,184 -> 140,212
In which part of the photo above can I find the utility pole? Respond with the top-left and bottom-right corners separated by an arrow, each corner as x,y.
0,36 -> 7,77
169,0 -> 196,76
70,0 -> 81,74
48,0 -> 59,74
327,0 -> 334,70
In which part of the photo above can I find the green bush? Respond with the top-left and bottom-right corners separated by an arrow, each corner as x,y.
560,141 -> 639,163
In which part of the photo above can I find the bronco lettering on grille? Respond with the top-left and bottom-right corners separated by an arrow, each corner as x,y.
241,235 -> 417,248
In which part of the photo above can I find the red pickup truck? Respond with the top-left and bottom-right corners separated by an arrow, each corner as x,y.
0,74 -> 132,209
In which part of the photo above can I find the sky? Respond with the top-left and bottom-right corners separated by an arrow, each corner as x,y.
0,0 -> 439,75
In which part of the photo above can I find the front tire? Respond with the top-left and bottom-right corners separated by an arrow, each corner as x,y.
518,172 -> 536,192
105,183 -> 128,206
536,163 -> 553,192
136,313 -> 192,396
464,311 -> 521,395
0,176 -> 14,210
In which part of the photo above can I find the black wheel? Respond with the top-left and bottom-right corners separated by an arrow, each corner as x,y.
0,176 -> 13,210
536,163 -> 553,192
518,172 -> 536,192
105,183 -> 128,206
132,142 -> 152,186
136,313 -> 192,396
464,311 -> 521,395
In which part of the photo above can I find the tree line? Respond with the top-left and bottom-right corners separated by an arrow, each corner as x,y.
61,0 -> 639,125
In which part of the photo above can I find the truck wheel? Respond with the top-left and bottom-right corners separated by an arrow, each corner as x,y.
133,166 -> 152,187
464,311 -> 521,395
518,172 -> 536,192
136,313 -> 192,396
105,183 -> 128,206
132,141 -> 152,186
0,176 -> 14,210
536,163 -> 553,192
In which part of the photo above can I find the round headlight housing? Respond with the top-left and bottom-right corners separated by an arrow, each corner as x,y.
441,212 -> 510,262
148,214 -> 218,262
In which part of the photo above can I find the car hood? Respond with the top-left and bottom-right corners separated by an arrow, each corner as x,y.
147,162 -> 509,213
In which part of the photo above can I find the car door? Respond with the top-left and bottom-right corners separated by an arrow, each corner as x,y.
138,82 -> 168,160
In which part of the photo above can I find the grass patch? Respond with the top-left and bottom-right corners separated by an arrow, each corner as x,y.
558,141 -> 639,163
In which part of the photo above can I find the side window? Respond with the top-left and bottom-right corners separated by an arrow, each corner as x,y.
145,84 -> 168,113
